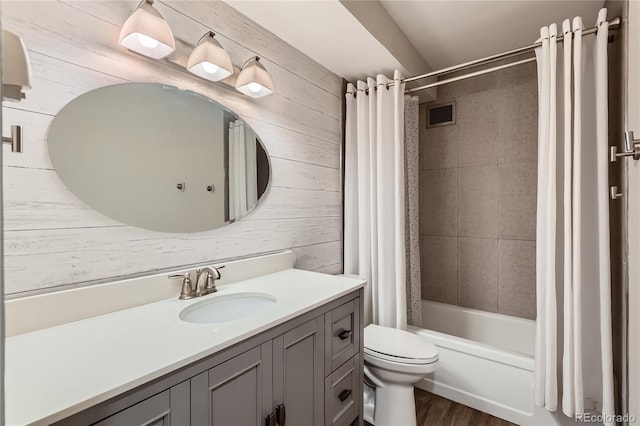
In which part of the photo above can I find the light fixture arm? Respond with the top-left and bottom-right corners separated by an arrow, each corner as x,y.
198,31 -> 216,45
241,56 -> 261,69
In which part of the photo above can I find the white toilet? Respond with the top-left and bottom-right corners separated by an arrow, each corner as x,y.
363,324 -> 439,426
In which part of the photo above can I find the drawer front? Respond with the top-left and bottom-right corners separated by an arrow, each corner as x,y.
325,299 -> 360,372
324,354 -> 360,426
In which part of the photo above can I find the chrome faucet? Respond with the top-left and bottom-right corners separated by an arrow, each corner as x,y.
194,266 -> 224,296
168,266 -> 224,300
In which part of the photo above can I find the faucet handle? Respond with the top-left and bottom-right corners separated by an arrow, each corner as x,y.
169,272 -> 190,279
169,272 -> 196,300
199,266 -> 225,295
211,265 -> 225,280
203,272 -> 218,294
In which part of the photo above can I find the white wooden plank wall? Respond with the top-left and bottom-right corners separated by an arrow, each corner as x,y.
2,0 -> 344,295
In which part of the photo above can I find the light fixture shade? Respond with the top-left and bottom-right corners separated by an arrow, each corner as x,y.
119,0 -> 175,59
187,32 -> 233,82
235,57 -> 275,98
2,30 -> 32,101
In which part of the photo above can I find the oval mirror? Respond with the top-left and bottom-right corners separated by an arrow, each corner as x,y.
48,83 -> 270,233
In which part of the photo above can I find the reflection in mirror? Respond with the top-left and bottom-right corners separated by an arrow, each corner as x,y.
48,83 -> 270,233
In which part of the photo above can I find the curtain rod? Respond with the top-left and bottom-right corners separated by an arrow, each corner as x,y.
406,56 -> 538,94
346,16 -> 620,96
405,16 -> 620,86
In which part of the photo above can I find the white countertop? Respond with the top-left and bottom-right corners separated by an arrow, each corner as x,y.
5,268 -> 365,426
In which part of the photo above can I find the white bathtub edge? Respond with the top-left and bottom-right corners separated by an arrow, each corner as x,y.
411,325 -> 575,426
421,299 -> 536,355
409,325 -> 534,371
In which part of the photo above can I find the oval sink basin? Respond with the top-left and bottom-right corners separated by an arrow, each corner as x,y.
179,293 -> 277,324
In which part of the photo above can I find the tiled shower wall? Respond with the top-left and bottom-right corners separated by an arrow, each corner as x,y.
419,62 -> 538,320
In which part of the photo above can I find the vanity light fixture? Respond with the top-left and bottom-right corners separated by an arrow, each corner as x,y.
187,32 -> 233,82
2,30 -> 32,101
235,56 -> 275,98
119,0 -> 175,59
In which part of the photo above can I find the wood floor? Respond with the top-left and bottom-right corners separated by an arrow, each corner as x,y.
366,389 -> 517,426
415,389 -> 516,426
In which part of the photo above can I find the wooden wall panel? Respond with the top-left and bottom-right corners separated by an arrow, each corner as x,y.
2,1 -> 344,295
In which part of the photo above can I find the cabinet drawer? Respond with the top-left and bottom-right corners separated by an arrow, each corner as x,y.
325,299 -> 360,372
324,355 -> 360,426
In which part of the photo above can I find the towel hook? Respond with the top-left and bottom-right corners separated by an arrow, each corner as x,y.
610,131 -> 640,162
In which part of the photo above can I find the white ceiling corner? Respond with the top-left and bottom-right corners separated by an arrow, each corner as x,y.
223,0 -> 410,82
379,0 -> 606,70
225,0 -> 607,87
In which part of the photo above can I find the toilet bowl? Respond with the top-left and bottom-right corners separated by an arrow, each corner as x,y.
363,324 -> 439,426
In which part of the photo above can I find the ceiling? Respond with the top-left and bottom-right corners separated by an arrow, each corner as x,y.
380,0 -> 605,70
225,0 -> 606,82
223,0 -> 425,82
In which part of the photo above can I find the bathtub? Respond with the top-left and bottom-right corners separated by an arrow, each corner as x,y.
411,300 -> 574,426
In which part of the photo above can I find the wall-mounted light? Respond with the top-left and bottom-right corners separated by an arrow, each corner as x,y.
2,30 -> 32,101
187,32 -> 233,82
119,0 -> 175,59
235,57 -> 275,98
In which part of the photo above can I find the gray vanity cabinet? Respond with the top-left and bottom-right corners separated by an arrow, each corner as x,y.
54,290 -> 363,426
190,343 -> 274,425
272,317 -> 325,426
190,317 -> 325,426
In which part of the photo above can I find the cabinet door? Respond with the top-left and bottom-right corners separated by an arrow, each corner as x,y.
324,355 -> 360,426
93,381 -> 190,426
191,342 -> 273,426
273,317 -> 325,426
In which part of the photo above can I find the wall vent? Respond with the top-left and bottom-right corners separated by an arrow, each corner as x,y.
426,101 -> 456,128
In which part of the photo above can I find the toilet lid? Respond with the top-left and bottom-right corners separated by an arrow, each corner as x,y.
364,324 -> 438,364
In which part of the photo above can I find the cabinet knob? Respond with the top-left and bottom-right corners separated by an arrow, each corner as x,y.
276,403 -> 286,426
338,329 -> 352,340
338,389 -> 352,402
265,412 -> 276,426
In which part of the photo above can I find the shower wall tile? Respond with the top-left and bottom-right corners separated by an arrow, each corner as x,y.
458,237 -> 498,312
420,124 -> 458,170
498,162 -> 537,240
420,168 -> 457,236
498,239 -> 536,319
421,236 -> 457,304
457,91 -> 499,167
419,64 -> 538,320
458,165 -> 497,238
497,61 -> 537,90
457,71 -> 498,95
498,83 -> 538,164
435,81 -> 458,102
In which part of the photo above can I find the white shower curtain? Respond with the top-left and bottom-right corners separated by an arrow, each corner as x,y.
228,120 -> 257,221
344,70 -> 408,329
535,8 -> 614,423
